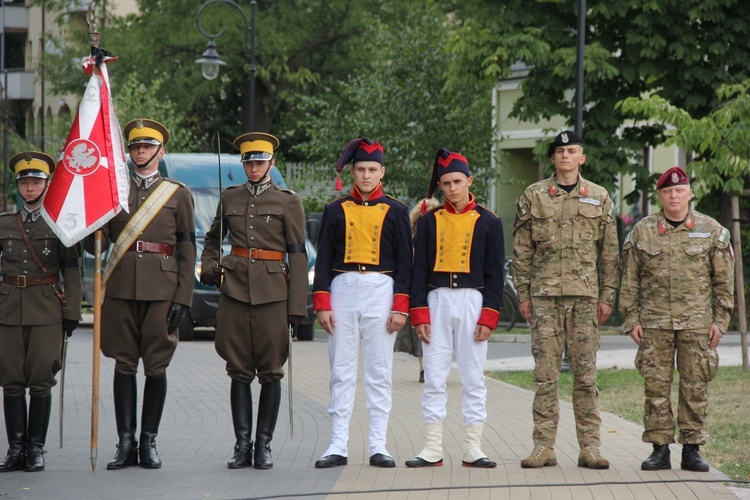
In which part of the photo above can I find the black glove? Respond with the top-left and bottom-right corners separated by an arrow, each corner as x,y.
166,303 -> 189,334
288,315 -> 305,339
62,319 -> 79,338
200,266 -> 222,287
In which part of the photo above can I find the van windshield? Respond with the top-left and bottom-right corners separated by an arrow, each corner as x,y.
192,187 -> 221,238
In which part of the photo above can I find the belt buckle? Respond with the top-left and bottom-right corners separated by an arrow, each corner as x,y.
16,276 -> 26,288
248,248 -> 258,259
136,240 -> 144,252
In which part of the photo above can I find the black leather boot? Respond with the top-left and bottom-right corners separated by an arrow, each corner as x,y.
107,372 -> 139,470
0,395 -> 27,473
25,395 -> 52,472
139,373 -> 167,469
681,444 -> 709,472
227,380 -> 253,469
253,380 -> 281,470
641,444 -> 671,470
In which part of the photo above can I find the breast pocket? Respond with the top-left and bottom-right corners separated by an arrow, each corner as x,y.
258,209 -> 284,233
530,205 -> 556,243
226,205 -> 247,233
636,240 -> 664,275
575,203 -> 602,241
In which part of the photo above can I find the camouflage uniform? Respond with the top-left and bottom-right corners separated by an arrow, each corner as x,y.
512,174 -> 619,448
619,210 -> 734,445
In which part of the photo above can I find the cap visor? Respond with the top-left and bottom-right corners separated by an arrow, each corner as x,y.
241,152 -> 273,162
128,138 -> 163,147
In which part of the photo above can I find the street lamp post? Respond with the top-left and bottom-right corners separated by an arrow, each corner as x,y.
195,0 -> 257,133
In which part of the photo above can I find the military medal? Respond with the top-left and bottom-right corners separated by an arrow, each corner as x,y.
43,240 -> 51,256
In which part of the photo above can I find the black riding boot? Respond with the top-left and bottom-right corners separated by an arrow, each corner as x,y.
681,444 -> 709,472
139,373 -> 167,469
253,380 -> 281,470
0,395 -> 27,473
107,372 -> 139,470
25,395 -> 52,472
227,380 -> 253,469
641,444 -> 671,470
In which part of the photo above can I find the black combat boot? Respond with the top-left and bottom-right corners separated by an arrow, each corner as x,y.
0,395 -> 27,473
253,380 -> 281,470
681,444 -> 709,472
107,372 -> 139,470
25,395 -> 52,472
227,380 -> 253,469
139,373 -> 167,469
641,444 -> 671,470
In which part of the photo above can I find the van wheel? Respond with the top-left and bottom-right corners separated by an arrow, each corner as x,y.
178,313 -> 195,341
296,323 -> 314,341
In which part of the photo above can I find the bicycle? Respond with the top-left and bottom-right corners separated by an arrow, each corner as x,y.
499,259 -> 519,331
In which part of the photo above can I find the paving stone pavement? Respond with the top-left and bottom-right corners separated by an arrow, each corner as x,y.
0,327 -> 745,499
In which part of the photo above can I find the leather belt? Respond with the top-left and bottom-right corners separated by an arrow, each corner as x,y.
3,274 -> 60,288
127,240 -> 175,256
231,246 -> 286,261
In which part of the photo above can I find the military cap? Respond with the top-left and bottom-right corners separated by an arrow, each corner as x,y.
656,166 -> 690,190
425,147 -> 471,201
123,118 -> 171,147
233,132 -> 279,163
10,151 -> 56,180
335,138 -> 384,190
547,129 -> 584,157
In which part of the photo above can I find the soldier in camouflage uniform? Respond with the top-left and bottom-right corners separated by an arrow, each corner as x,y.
619,166 -> 734,472
512,130 -> 619,469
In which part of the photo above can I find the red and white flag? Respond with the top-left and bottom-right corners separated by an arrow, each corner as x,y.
42,56 -> 129,246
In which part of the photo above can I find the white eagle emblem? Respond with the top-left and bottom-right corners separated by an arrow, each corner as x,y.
671,172 -> 679,183
561,132 -> 569,143
62,138 -> 102,176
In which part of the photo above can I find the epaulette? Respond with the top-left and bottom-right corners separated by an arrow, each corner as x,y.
223,184 -> 245,193
0,211 -> 16,217
162,177 -> 188,189
384,195 -> 406,207
273,185 -> 296,195
475,203 -> 499,218
325,194 -> 348,207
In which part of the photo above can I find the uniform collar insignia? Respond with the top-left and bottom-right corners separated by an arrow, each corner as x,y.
133,174 -> 160,190
351,183 -> 384,202
685,217 -> 695,229
21,208 -> 42,222
548,183 -> 558,196
658,221 -> 668,234
246,179 -> 272,197
579,183 -> 588,196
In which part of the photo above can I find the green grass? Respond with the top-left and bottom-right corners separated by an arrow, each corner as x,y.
490,366 -> 750,482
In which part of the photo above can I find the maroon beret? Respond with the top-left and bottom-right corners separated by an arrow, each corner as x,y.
656,166 -> 690,189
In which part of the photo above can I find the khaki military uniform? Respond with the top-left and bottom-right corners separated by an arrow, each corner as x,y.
202,181 -> 307,384
94,174 -> 196,376
619,210 -> 734,445
512,174 -> 619,448
0,210 -> 83,396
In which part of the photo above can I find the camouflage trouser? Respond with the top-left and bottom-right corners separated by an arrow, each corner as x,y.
530,296 -> 601,448
635,328 -> 719,446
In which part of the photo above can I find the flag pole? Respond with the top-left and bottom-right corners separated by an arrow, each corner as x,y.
88,4 -> 101,472
91,230 -> 102,471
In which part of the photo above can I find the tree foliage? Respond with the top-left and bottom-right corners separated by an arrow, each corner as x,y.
34,0 -> 383,150
444,0 -> 750,202
619,80 -> 750,198
293,0 -> 495,208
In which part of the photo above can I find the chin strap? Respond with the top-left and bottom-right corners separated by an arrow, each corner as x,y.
131,146 -> 162,170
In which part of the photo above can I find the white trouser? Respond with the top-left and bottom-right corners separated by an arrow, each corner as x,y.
323,272 -> 396,458
422,288 -> 488,425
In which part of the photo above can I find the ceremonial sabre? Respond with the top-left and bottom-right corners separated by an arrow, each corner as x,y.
59,334 -> 70,448
288,324 -> 294,439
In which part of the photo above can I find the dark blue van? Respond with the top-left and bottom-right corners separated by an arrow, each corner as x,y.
82,153 -> 317,341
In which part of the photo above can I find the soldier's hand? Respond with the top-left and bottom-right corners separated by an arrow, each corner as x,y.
474,324 -> 492,342
416,323 -> 431,345
519,300 -> 533,324
629,324 -> 644,346
316,310 -> 335,335
708,323 -> 723,350
62,319 -> 79,337
597,302 -> 613,325
386,312 -> 407,334
199,266 -> 222,287
166,303 -> 189,334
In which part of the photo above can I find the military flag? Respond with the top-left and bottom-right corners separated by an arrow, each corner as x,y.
41,54 -> 129,246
